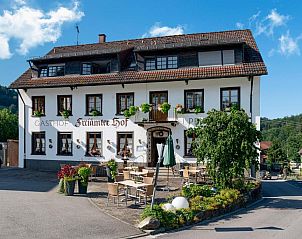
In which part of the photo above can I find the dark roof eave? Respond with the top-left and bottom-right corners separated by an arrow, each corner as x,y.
9,72 -> 267,90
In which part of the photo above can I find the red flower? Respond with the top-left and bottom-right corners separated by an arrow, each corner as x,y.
57,164 -> 77,179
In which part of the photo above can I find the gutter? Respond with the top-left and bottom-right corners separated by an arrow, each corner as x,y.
17,89 -> 26,168
249,75 -> 254,121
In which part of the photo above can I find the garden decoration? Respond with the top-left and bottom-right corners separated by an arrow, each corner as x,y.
90,109 -> 101,116
140,103 -> 152,113
158,102 -> 171,113
175,104 -> 184,114
106,159 -> 118,182
33,110 -> 43,117
194,106 -> 204,114
60,109 -> 71,119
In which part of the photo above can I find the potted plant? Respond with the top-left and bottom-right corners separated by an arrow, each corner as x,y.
123,106 -> 138,118
77,166 -> 92,194
57,164 -> 77,196
33,110 -> 43,117
90,109 -> 101,116
175,104 -> 184,114
60,109 -> 71,119
140,103 -> 152,113
158,102 -> 171,113
194,106 -> 204,114
106,159 -> 118,182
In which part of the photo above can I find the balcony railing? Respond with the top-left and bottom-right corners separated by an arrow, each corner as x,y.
134,108 -> 178,124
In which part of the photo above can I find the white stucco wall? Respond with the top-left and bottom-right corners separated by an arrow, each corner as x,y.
18,76 -> 261,168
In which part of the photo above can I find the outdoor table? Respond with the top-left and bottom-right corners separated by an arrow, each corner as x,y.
179,169 -> 201,183
117,180 -> 150,205
124,166 -> 139,171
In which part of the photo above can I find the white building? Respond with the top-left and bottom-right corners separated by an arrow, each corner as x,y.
10,30 -> 267,171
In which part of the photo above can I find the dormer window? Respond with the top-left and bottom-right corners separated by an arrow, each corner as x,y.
198,50 -> 235,67
82,63 -> 92,75
48,65 -> 65,77
39,68 -> 48,77
145,56 -> 178,71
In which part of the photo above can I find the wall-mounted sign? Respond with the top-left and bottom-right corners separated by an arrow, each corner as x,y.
34,120 -> 69,127
75,118 -> 128,128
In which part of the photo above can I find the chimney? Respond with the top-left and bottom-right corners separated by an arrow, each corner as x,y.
98,34 -> 106,43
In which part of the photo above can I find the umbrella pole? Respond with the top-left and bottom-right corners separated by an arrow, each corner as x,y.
151,144 -> 165,210
166,166 -> 169,191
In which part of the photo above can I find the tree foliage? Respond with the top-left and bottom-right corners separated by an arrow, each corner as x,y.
0,109 -> 18,142
192,109 -> 260,189
267,140 -> 286,163
0,85 -> 18,114
261,114 -> 302,162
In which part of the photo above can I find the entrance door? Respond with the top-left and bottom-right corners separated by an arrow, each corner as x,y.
149,130 -> 169,167
150,91 -> 168,121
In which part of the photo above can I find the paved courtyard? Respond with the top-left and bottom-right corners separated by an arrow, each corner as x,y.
0,168 -> 144,239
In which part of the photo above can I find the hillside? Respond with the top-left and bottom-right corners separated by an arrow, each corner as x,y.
261,114 -> 302,162
0,85 -> 18,113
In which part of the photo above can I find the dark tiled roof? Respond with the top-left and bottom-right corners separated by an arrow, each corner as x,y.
10,29 -> 267,89
260,141 -> 272,150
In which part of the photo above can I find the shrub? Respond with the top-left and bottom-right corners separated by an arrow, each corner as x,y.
158,102 -> 171,113
140,103 -> 152,113
78,167 -> 92,186
182,184 -> 214,199
106,159 -> 118,179
141,204 -> 177,228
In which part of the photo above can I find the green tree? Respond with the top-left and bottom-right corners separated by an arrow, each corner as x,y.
267,140 -> 286,163
287,134 -> 302,162
192,109 -> 260,189
0,109 -> 18,142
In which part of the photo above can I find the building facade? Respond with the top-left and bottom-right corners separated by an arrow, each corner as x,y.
10,30 -> 267,171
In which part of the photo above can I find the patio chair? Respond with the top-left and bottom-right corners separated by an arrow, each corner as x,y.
123,170 -> 131,180
138,166 -> 145,172
118,168 -> 124,175
90,166 -> 97,181
143,177 -> 154,185
142,169 -> 149,174
115,175 -> 124,182
107,183 -> 125,207
182,168 -> 190,184
146,172 -> 154,177
138,184 -> 154,206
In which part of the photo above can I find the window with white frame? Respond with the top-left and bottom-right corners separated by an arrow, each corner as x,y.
32,132 -> 46,155
57,132 -> 72,156
86,132 -> 102,156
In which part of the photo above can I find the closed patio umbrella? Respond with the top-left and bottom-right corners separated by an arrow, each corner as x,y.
163,135 -> 176,191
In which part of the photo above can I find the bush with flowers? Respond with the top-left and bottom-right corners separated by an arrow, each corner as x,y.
57,165 -> 77,195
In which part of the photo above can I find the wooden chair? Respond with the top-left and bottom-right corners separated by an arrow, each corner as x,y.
143,177 -> 154,185
146,172 -> 154,177
123,170 -> 131,180
182,168 -> 190,184
90,166 -> 97,181
138,166 -> 145,172
138,185 -> 154,206
107,183 -> 125,207
117,168 -> 124,175
142,169 -> 149,174
115,175 -> 124,182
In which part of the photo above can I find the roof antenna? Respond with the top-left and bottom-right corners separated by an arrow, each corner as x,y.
76,24 -> 80,45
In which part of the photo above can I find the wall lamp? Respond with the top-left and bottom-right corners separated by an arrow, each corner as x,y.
138,139 -> 142,144
176,139 -> 179,144
107,140 -> 111,144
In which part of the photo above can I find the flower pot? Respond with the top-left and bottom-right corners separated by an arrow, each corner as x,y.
58,178 -> 65,194
106,166 -> 114,182
64,179 -> 76,196
78,181 -> 88,194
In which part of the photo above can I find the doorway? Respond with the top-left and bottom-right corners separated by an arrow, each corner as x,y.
147,127 -> 170,167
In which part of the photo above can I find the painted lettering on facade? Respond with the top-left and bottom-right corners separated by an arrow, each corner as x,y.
75,118 -> 128,128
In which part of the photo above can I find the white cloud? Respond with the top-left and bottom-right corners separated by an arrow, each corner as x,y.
236,22 -> 244,30
278,31 -> 301,56
143,23 -> 185,38
254,9 -> 289,36
0,1 -> 84,59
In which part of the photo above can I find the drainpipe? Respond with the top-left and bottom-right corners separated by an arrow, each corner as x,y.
249,75 -> 254,122
17,89 -> 26,168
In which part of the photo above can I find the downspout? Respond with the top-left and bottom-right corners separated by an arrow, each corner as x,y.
249,75 -> 254,122
17,89 -> 26,168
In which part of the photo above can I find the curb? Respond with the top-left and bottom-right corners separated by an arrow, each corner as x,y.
87,197 -> 148,239
142,197 -> 264,238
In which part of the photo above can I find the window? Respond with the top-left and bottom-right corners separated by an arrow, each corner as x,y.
39,68 -> 48,77
57,95 -> 72,116
117,132 -> 133,157
184,130 -> 196,157
116,93 -> 134,115
145,58 -> 156,70
82,63 -> 92,75
220,87 -> 240,111
32,96 -> 45,116
86,94 -> 102,115
145,56 -> 178,70
86,132 -> 102,156
156,57 -> 167,70
57,132 -> 72,156
184,90 -> 204,113
167,56 -> 178,69
48,65 -> 65,77
32,132 -> 46,155
198,50 -> 235,67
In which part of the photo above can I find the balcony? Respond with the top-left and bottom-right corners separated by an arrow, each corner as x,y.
134,108 -> 178,127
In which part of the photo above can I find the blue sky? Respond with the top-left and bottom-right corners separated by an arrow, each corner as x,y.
0,0 -> 301,119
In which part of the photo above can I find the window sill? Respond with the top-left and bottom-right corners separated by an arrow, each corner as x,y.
84,114 -> 103,117
183,155 -> 196,158
56,114 -> 73,117
56,154 -> 73,156
31,153 -> 46,155
31,115 -> 46,118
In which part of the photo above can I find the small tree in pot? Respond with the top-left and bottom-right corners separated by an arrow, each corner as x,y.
77,166 -> 92,194
106,159 -> 118,182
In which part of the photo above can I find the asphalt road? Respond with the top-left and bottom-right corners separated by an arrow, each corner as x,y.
149,180 -> 302,239
0,168 -> 143,239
